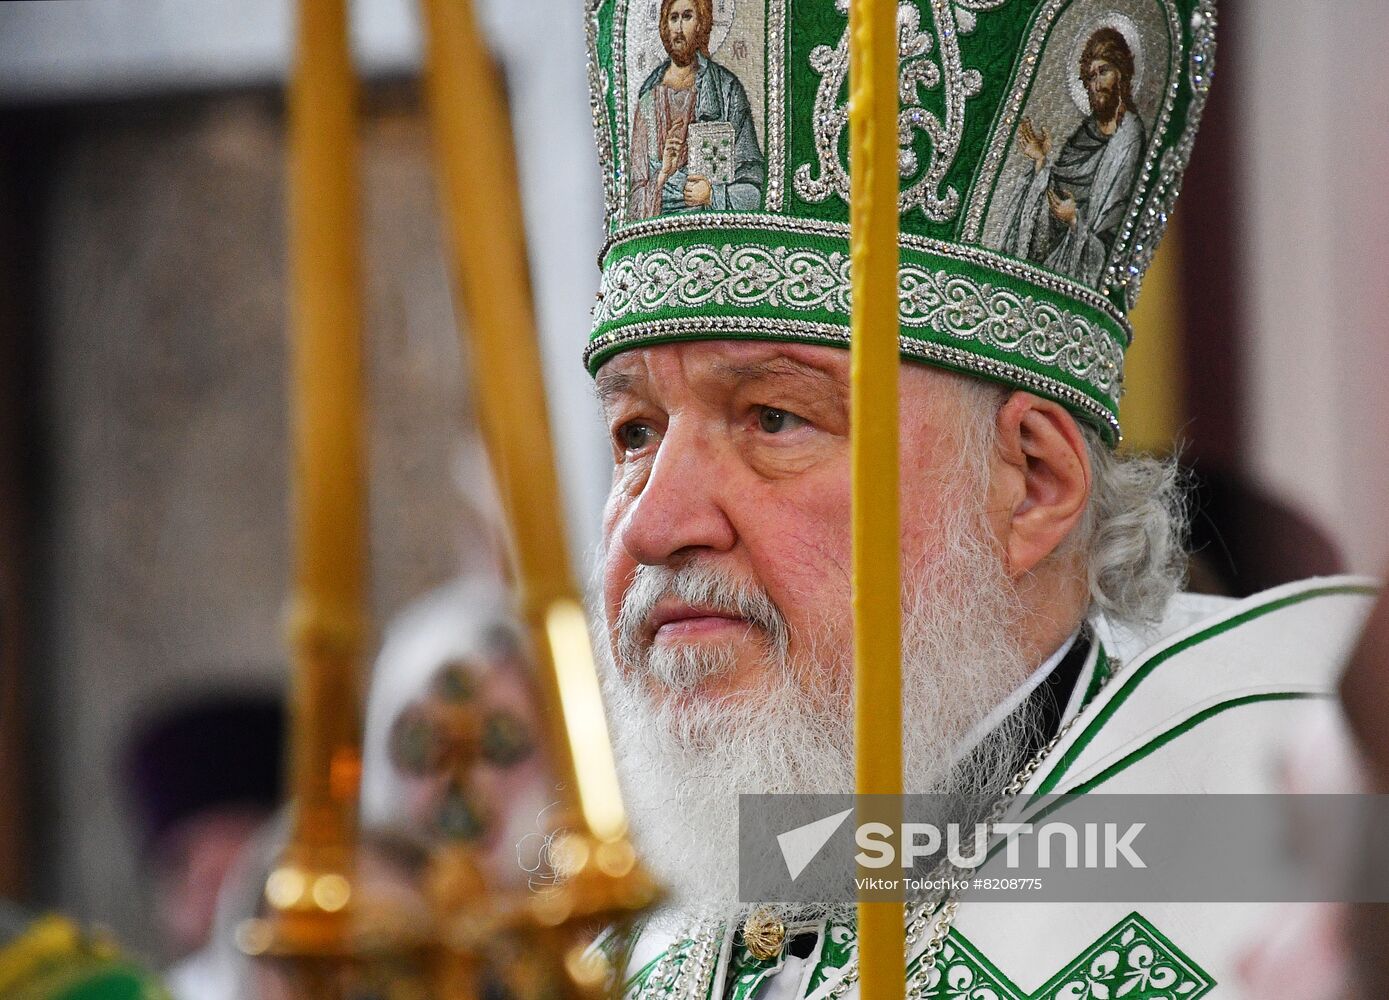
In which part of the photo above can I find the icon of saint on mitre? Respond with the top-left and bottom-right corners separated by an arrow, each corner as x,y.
995,16 -> 1152,288
627,0 -> 765,219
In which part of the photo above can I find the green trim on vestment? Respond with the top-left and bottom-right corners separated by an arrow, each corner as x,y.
726,945 -> 784,1000
907,922 -> 1022,997
1080,646 -> 1112,708
1062,690 -> 1327,795
625,953 -> 665,995
700,911 -> 1216,1000
1029,911 -> 1215,999
1032,583 -> 1377,797
1013,691 -> 1330,835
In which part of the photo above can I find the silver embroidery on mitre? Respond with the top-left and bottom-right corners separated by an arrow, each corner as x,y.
591,243 -> 1123,398
898,265 -> 1122,395
792,0 -> 1010,221
594,244 -> 852,320
1112,0 -> 1217,309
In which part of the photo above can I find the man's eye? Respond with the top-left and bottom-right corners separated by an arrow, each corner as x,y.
756,407 -> 806,434
617,422 -> 656,452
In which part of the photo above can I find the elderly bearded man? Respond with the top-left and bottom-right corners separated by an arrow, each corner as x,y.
582,0 -> 1373,996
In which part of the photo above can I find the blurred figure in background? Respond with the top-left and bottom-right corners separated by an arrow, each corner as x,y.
121,693 -> 284,966
1184,465 -> 1346,597
1233,710 -> 1368,1000
0,597 -> 167,997
153,578 -> 556,1000
361,576 -> 556,886
1340,587 -> 1389,999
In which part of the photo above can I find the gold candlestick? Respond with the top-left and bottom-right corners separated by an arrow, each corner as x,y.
418,0 -> 659,988
418,0 -> 647,868
263,0 -> 367,969
250,1 -> 658,994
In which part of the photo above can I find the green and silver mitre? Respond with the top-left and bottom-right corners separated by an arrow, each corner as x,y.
584,0 -> 1217,442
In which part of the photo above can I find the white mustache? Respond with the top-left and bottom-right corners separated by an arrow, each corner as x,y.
614,563 -> 789,686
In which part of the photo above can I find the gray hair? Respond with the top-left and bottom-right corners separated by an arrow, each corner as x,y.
945,376 -> 1188,632
1074,426 -> 1188,630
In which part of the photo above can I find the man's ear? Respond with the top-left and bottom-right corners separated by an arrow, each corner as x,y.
988,392 -> 1092,578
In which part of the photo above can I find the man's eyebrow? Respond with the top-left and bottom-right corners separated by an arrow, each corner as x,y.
711,357 -> 847,390
595,370 -> 639,403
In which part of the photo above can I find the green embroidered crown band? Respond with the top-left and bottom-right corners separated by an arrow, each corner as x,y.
584,0 -> 1218,444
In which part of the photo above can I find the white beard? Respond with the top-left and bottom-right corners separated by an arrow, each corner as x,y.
596,485 -> 1040,925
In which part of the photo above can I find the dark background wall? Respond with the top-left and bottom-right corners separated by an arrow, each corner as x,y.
1,86 -> 493,951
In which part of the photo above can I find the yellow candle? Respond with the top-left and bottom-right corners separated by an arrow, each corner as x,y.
274,0 -> 366,952
849,0 -> 904,998
419,0 -> 629,844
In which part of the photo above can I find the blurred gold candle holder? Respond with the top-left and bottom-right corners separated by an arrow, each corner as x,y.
256,0 -> 662,991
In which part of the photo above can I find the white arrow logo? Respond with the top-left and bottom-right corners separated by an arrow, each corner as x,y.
777,808 -> 854,880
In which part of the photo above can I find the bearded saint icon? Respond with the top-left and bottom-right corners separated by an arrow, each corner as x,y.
997,25 -> 1148,288
627,0 -> 766,219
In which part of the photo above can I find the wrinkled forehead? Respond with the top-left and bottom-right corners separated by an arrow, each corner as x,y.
595,340 -> 849,402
